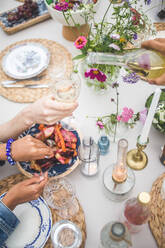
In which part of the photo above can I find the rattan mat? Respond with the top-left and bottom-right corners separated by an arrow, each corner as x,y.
149,173 -> 165,248
0,39 -> 73,103
154,23 -> 165,32
0,173 -> 86,248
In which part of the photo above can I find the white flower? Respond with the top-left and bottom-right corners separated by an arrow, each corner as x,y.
159,112 -> 165,122
110,33 -> 120,40
109,43 -> 120,51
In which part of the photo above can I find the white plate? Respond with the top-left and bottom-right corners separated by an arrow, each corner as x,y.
2,42 -> 50,79
0,194 -> 52,248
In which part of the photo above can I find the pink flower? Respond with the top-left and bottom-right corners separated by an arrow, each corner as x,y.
54,2 -> 69,11
109,43 -> 120,51
117,115 -> 122,121
119,107 -> 134,123
97,121 -> 104,129
139,108 -> 148,124
74,36 -> 87,49
85,68 -> 107,82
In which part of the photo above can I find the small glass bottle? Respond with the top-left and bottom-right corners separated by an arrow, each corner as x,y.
122,192 -> 151,233
103,139 -> 135,201
160,145 -> 165,166
51,220 -> 82,248
86,49 -> 165,80
98,135 -> 110,155
78,136 -> 100,176
100,221 -> 132,248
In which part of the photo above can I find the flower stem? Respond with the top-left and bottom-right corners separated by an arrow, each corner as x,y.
100,2 -> 112,35
113,87 -> 119,142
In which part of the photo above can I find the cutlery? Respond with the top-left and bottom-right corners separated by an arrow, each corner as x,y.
2,83 -> 49,89
1,75 -> 44,85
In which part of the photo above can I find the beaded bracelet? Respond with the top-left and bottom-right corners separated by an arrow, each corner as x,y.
6,138 -> 16,166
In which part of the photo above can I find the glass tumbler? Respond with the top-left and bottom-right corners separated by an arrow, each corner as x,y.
43,178 -> 79,219
78,136 -> 100,176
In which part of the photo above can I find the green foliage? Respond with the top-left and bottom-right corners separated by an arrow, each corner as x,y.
145,90 -> 165,134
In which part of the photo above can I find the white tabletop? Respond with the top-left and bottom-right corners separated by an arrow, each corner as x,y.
0,1 -> 165,248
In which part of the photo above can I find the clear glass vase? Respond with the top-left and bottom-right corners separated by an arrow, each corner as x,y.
79,60 -> 120,94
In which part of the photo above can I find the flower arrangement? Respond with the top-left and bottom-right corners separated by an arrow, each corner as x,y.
47,0 -> 97,11
74,0 -> 155,91
46,0 -> 98,26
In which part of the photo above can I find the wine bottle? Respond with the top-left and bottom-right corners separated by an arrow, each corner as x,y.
86,49 -> 165,80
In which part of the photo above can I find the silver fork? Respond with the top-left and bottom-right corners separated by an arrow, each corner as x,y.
1,75 -> 44,86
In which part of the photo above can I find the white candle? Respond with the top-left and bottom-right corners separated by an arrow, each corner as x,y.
139,88 -> 161,144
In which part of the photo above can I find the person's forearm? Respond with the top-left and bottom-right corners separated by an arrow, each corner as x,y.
0,106 -> 34,142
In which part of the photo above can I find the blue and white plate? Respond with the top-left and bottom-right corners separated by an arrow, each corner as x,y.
17,124 -> 81,178
0,194 -> 52,248
2,42 -> 50,79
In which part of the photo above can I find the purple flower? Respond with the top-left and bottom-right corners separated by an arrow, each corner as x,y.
97,120 -> 104,129
85,68 -> 107,82
110,34 -> 120,40
140,108 -> 148,124
73,3 -> 79,11
145,0 -> 151,5
133,33 -> 138,40
54,2 -> 69,11
109,43 -> 120,51
122,72 -> 140,84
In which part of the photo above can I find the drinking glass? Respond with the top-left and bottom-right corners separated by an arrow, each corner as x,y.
43,178 -> 79,219
49,73 -> 81,131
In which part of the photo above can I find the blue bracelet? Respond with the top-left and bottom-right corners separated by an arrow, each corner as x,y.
6,138 -> 16,166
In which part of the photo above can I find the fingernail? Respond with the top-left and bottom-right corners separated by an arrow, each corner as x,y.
40,176 -> 44,181
45,155 -> 50,159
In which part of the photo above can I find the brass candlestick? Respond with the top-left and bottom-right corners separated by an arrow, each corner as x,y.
126,137 -> 149,170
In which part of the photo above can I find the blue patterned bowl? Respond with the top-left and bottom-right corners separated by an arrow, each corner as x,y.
16,124 -> 81,178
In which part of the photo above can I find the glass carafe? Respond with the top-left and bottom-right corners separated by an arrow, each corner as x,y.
121,192 -> 151,233
103,139 -> 135,201
86,49 -> 165,80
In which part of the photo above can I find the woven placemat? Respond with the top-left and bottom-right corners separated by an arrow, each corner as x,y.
155,23 -> 165,31
0,173 -> 86,248
0,39 -> 73,103
149,173 -> 165,248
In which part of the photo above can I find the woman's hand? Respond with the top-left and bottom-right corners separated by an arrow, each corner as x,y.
24,94 -> 78,126
2,173 -> 48,210
11,135 -> 54,161
141,38 -> 165,85
0,95 -> 78,143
